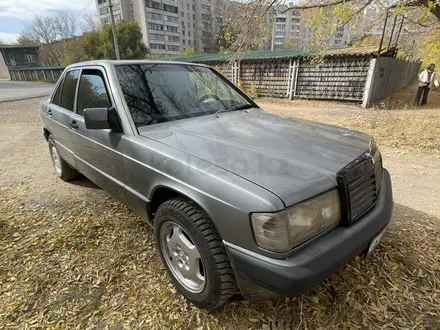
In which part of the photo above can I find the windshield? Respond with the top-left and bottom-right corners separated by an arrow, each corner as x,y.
115,63 -> 251,127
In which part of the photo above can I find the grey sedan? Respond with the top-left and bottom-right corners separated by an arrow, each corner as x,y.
39,60 -> 393,309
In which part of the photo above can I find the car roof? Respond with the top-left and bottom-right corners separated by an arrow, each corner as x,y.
66,59 -> 211,70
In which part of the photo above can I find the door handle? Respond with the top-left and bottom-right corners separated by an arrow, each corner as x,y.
69,120 -> 78,129
47,109 -> 52,117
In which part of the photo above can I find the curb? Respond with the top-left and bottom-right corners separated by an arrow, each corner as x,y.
0,93 -> 51,104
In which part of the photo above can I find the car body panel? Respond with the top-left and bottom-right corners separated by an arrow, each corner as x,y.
138,109 -> 370,207
121,134 -> 285,252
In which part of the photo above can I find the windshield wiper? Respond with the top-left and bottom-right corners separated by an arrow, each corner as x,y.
214,104 -> 254,118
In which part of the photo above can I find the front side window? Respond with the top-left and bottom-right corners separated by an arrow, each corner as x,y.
76,69 -> 111,116
115,64 -> 250,128
59,70 -> 80,111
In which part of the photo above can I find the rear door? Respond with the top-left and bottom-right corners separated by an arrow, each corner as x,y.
41,69 -> 80,166
69,67 -> 126,203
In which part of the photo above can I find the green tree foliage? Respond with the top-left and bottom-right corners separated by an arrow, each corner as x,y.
99,21 -> 149,60
352,35 -> 389,47
281,40 -> 296,50
66,21 -> 149,64
419,28 -> 440,67
182,47 -> 198,56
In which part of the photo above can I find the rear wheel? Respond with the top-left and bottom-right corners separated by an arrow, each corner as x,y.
48,135 -> 77,181
154,198 -> 237,309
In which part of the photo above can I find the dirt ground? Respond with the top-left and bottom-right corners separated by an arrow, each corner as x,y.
1,98 -> 439,329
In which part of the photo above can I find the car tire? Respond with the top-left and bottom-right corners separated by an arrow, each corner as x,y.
154,198 -> 237,309
48,135 -> 78,181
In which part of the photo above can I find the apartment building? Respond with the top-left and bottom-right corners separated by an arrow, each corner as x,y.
95,0 -> 132,25
272,5 -> 350,50
96,0 -> 228,55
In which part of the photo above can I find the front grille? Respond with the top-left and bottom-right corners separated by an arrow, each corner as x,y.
337,151 -> 383,224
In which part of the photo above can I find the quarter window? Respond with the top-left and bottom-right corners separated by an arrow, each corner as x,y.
51,77 -> 64,106
59,70 -> 80,111
76,69 -> 111,116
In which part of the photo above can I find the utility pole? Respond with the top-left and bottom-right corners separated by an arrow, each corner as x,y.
108,0 -> 121,60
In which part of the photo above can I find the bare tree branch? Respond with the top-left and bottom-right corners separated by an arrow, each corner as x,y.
339,0 -> 375,27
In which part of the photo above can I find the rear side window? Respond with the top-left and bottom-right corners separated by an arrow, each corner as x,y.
59,70 -> 80,111
76,69 -> 111,116
51,77 -> 64,106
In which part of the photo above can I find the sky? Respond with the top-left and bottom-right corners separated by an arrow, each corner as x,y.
0,0 -> 96,44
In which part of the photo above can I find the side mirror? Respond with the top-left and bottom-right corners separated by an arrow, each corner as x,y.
84,107 -> 123,133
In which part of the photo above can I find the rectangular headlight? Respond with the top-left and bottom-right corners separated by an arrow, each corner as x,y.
251,190 -> 341,253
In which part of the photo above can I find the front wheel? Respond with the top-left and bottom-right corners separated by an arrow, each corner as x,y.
154,198 -> 237,309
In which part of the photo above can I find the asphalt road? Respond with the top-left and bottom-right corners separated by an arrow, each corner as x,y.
0,81 -> 54,103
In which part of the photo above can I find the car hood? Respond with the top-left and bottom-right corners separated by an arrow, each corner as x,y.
138,109 -> 371,207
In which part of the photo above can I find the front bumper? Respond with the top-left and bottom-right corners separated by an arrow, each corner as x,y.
225,169 -> 393,299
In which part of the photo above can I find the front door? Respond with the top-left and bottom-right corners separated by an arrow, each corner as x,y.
69,67 -> 126,203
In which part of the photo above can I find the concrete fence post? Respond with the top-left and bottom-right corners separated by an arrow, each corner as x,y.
51,70 -> 55,81
35,70 -> 39,81
362,58 -> 377,108
42,70 -> 46,80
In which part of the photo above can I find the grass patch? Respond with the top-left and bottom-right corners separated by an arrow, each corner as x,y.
267,111 -> 440,151
1,187 -> 440,329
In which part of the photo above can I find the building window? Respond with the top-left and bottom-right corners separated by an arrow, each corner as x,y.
114,14 -> 122,21
193,14 -> 195,20
148,12 -> 162,20
146,0 -> 162,10
101,17 -> 109,24
192,5 -> 195,10
149,32 -> 165,40
99,7 -> 109,15
163,4 -> 178,13
291,24 -> 300,32
26,54 -> 36,63
148,22 -> 164,30
193,23 -> 195,28
181,21 -> 184,28
167,45 -> 180,51
201,4 -> 210,10
182,30 -> 185,35
188,39 -> 191,45
188,31 -> 191,36
98,0 -> 106,4
166,25 -> 179,33
114,4 -> 120,10
275,24 -> 285,30
201,13 -> 210,20
150,43 -> 166,50
276,17 -> 286,22
187,22 -> 190,28
187,4 -> 189,9
181,12 -> 184,17
291,18 -> 300,23
167,35 -> 180,42
182,39 -> 185,44
165,15 -> 178,23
